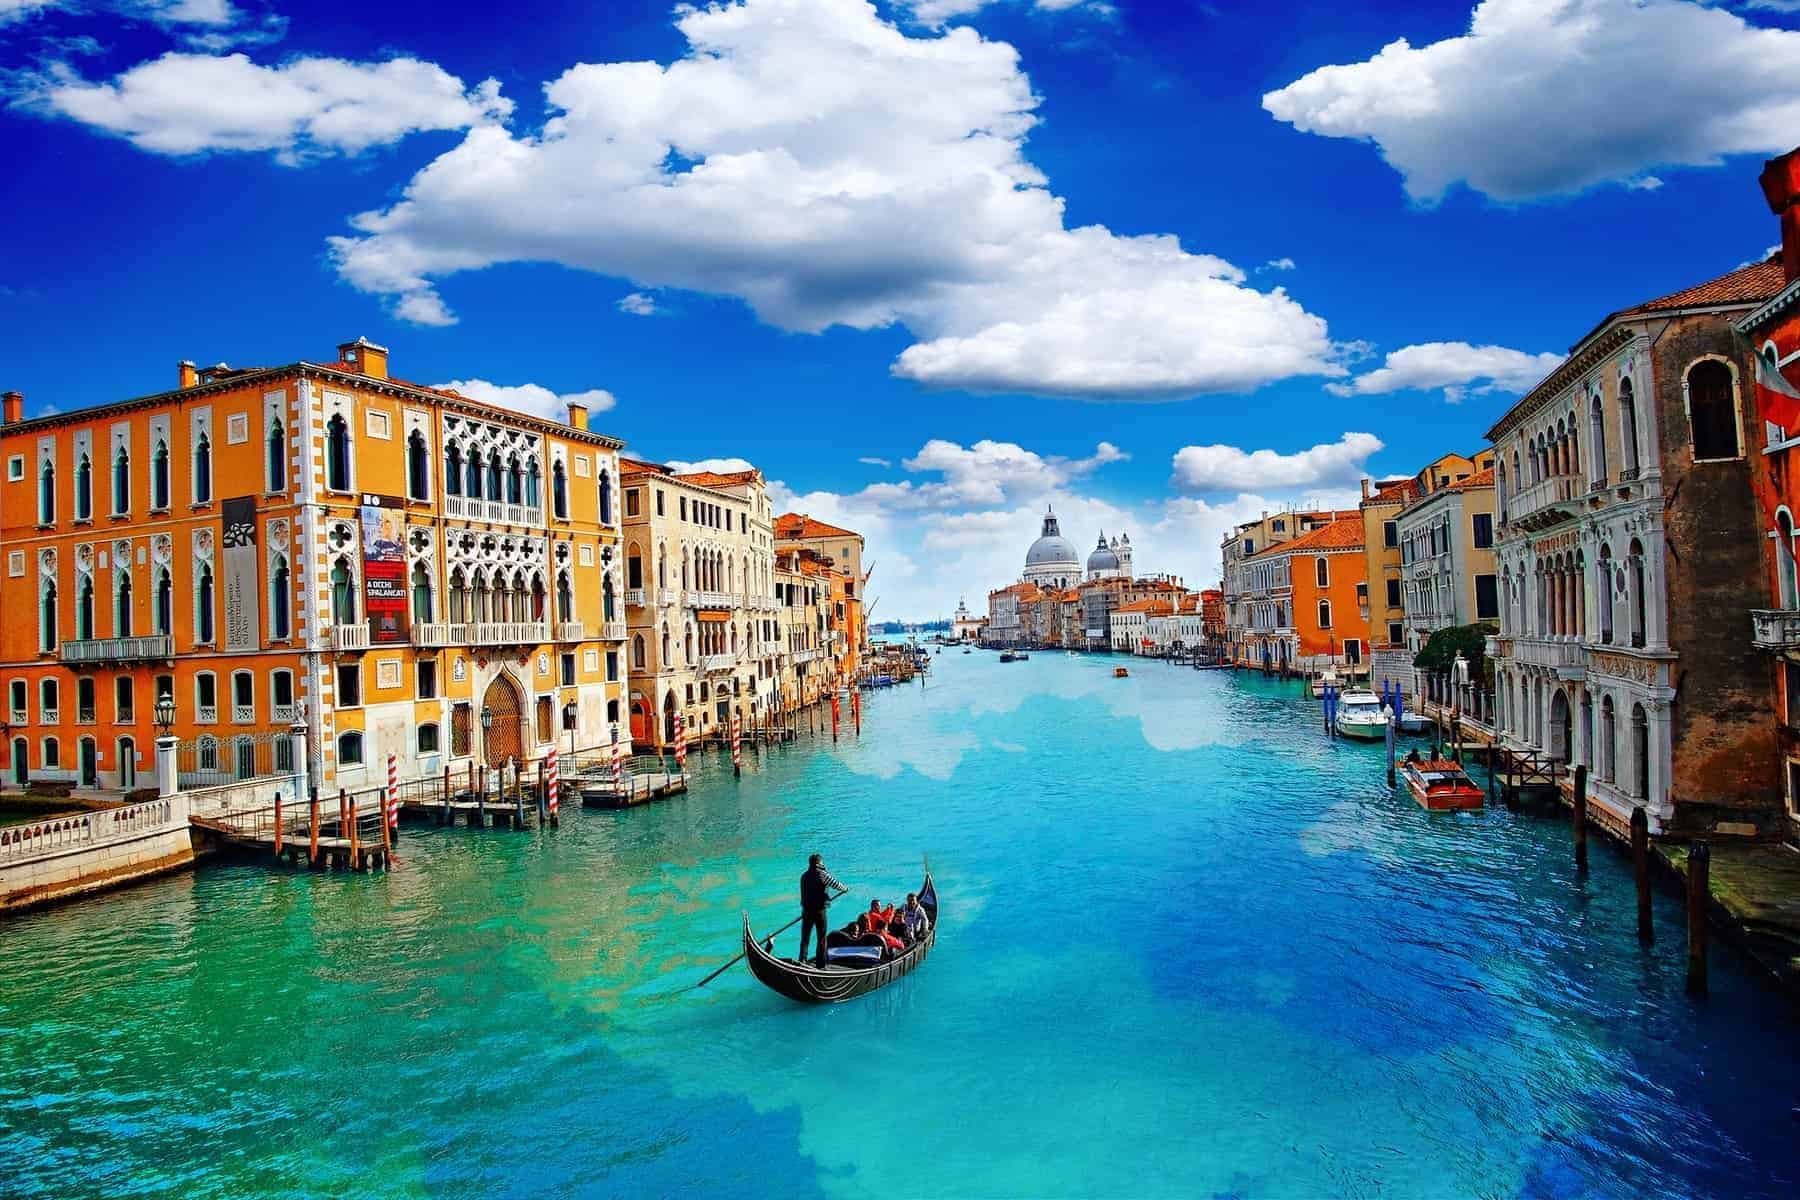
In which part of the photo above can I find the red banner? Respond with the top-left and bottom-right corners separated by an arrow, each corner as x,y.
361,494 -> 408,644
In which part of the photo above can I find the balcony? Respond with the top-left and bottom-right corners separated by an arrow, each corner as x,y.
443,495 -> 542,527
196,705 -> 217,724
701,652 -> 736,673
600,620 -> 627,641
60,634 -> 174,665
556,620 -> 586,642
474,621 -> 548,645
686,590 -> 733,610
1507,473 -> 1583,530
625,588 -> 646,608
1752,609 -> 1800,651
232,704 -> 255,724
1510,636 -> 1586,679
414,622 -> 451,647
272,703 -> 298,723
328,625 -> 370,652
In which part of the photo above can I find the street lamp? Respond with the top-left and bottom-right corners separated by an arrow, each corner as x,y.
154,692 -> 177,738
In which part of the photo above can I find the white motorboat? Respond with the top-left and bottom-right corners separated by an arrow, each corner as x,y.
1309,669 -> 1342,699
1333,690 -> 1392,741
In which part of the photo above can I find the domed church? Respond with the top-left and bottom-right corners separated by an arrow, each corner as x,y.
1086,531 -> 1132,581
1022,506 -> 1082,588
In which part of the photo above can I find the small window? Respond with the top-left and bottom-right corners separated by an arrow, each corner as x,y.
1385,579 -> 1401,608
1388,621 -> 1404,645
1472,513 -> 1494,550
625,488 -> 641,517
1383,521 -> 1397,548
680,496 -> 689,521
1687,360 -> 1741,461
195,672 -> 217,720
417,658 -> 438,699
561,653 -> 576,686
115,676 -> 134,722
1475,574 -> 1500,621
656,489 -> 665,516
337,663 -> 361,708
7,679 -> 24,722
606,651 -> 618,682
272,670 -> 294,712
1317,600 -> 1332,629
607,698 -> 620,724
1315,557 -> 1329,588
231,671 -> 253,721
417,723 -> 440,754
43,737 -> 59,768
337,731 -> 364,766
6,455 -> 22,481
77,677 -> 95,723
39,677 -> 58,720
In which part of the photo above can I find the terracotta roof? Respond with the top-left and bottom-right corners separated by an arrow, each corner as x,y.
673,468 -> 761,487
776,513 -> 860,541
1364,478 -> 1420,507
1115,598 -> 1174,615
1445,465 -> 1496,492
620,457 -> 667,477
1623,256 -> 1786,316
1255,516 -> 1363,556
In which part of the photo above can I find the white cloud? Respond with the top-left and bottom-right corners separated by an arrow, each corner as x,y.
858,456 -> 892,467
1742,243 -> 1782,268
1258,257 -> 1297,272
1325,341 -> 1562,403
0,0 -> 59,22
858,438 -> 1126,509
1171,433 -> 1384,494
1263,0 -> 1800,202
664,457 -> 757,475
27,52 -> 510,162
433,379 -> 616,422
617,292 -> 658,316
326,0 -> 1337,400
1626,175 -> 1664,191
905,0 -> 1109,25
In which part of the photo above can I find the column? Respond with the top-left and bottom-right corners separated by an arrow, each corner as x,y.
155,734 -> 179,798
290,722 -> 309,802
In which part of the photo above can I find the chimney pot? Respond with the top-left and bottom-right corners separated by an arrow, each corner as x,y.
178,360 -> 197,390
567,402 -> 589,431
1761,147 -> 1800,285
1,391 -> 22,425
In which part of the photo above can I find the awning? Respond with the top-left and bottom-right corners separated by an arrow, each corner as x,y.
696,610 -> 732,623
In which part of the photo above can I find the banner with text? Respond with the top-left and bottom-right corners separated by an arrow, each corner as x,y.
222,496 -> 260,651
361,494 -> 408,645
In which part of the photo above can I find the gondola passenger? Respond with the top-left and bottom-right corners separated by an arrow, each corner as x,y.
867,899 -> 895,932
899,893 -> 931,941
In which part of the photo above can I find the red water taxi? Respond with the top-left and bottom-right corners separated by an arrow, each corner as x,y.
1399,759 -> 1484,811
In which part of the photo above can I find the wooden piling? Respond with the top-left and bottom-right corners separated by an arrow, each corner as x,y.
309,786 -> 320,866
273,792 -> 283,857
1687,841 -> 1710,994
348,796 -> 360,865
442,765 -> 451,823
380,793 -> 392,858
537,761 -> 547,822
338,789 -> 347,843
1572,764 -> 1589,872
1631,806 -> 1653,944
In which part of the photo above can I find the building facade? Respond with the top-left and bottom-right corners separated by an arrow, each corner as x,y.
1395,466 -> 1498,654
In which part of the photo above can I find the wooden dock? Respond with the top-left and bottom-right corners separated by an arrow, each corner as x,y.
578,761 -> 689,809
191,793 -> 393,871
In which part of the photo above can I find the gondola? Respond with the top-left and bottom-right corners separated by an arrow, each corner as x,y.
743,873 -> 938,1004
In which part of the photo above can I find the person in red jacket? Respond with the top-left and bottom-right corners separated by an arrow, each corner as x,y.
867,899 -> 895,932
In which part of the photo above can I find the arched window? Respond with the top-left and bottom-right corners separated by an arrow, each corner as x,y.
112,445 -> 130,514
196,563 -> 215,643
446,442 -> 463,496
155,568 -> 172,636
74,453 -> 91,521
449,567 -> 467,623
506,455 -> 523,504
1628,537 -> 1647,648
599,470 -> 613,525
40,580 -> 57,652
38,459 -> 54,523
330,558 -> 354,626
407,430 -> 430,501
486,450 -> 502,501
526,460 -> 541,508
76,575 -> 94,639
633,634 -> 646,670
115,570 -> 132,638
1687,360 -> 1740,461
1781,511 -> 1800,610
1631,704 -> 1650,800
270,556 -> 290,639
1595,545 -> 1614,644
152,439 -> 170,509
1580,690 -> 1594,767
1317,599 -> 1331,629
603,576 -> 616,621
411,562 -> 433,623
466,446 -> 482,497
552,460 -> 569,519
193,432 -> 212,503
661,624 -> 671,665
1619,377 -> 1641,477
557,571 -> 574,622
325,414 -> 350,491
337,731 -> 364,766
268,419 -> 287,492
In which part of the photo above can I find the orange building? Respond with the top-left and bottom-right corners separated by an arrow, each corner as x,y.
0,339 -> 626,800
774,514 -> 865,680
1241,516 -> 1370,675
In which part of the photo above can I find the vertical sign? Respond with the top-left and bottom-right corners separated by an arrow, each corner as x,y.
221,496 -> 261,650
361,494 -> 408,644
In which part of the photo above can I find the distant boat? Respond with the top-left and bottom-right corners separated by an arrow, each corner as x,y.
1113,666 -> 1129,678
962,648 -> 971,655
1333,690 -> 1391,741
999,652 -> 1018,663
1309,669 -> 1342,699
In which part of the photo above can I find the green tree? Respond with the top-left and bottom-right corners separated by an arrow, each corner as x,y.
1414,622 -> 1498,685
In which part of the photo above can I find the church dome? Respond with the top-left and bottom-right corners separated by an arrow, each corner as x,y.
1087,532 -> 1120,574
1023,507 -> 1079,577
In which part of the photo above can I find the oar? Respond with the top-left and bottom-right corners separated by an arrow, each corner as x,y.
694,887 -> 848,989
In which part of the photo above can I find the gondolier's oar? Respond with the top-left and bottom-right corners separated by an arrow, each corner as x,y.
694,887 -> 847,989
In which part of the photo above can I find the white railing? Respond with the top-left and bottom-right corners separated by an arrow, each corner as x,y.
61,634 -> 174,664
39,708 -> 58,724
475,621 -> 548,645
328,625 -> 370,651
1510,473 -> 1581,523
1511,637 -> 1585,674
1752,609 -> 1800,650
686,590 -> 732,609
701,653 -> 736,672
196,705 -> 218,724
556,621 -> 586,642
625,588 -> 646,607
231,704 -> 255,724
0,798 -> 179,865
658,589 -> 677,608
414,622 -> 451,647
444,495 -> 472,519
600,620 -> 627,641
791,648 -> 822,664
272,704 -> 297,723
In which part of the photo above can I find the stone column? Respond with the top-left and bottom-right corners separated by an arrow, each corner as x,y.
155,734 -> 179,799
290,722 -> 309,802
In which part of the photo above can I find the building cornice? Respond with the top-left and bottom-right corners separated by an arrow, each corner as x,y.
1486,325 -> 1636,442
1738,277 -> 1800,336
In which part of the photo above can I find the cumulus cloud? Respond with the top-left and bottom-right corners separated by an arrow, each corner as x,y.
0,0 -> 60,22
617,292 -> 658,316
434,379 -> 616,422
1263,0 -> 1800,202
858,438 -> 1126,509
326,0 -> 1336,400
25,52 -> 510,161
1325,341 -> 1562,402
905,0 -> 1109,25
1171,432 -> 1384,494
664,457 -> 758,475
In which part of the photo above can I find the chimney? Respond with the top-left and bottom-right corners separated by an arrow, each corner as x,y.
1,391 -> 21,425
336,337 -> 390,381
567,401 -> 589,431
178,360 -> 198,389
1360,477 -> 1372,500
1761,147 -> 1800,284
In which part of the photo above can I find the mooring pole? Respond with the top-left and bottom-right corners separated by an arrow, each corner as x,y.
1631,806 -> 1653,944
308,785 -> 320,866
1572,763 -> 1589,872
1687,841 -> 1710,994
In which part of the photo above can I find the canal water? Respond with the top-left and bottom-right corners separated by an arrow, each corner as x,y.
3,651 -> 1798,1198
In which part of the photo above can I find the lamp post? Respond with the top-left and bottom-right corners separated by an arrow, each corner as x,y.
154,691 -> 176,738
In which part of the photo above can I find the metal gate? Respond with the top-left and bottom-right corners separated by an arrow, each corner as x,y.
483,675 -> 523,767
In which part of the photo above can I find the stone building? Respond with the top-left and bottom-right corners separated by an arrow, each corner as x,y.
1221,509 -> 1358,668
1022,507 -> 1081,590
1396,466 -> 1498,655
1488,256 -> 1788,838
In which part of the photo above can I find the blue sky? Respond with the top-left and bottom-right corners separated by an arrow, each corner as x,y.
3,0 -> 1798,620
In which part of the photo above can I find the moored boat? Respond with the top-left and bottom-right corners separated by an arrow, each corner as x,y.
1309,669 -> 1342,699
1400,759 -> 1484,811
1113,666 -> 1129,678
743,874 -> 938,1004
1333,690 -> 1391,741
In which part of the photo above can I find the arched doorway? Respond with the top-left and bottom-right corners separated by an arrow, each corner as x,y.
117,737 -> 136,790
663,690 -> 678,744
481,674 -> 524,767
10,737 -> 27,787
631,696 -> 652,744
79,737 -> 98,788
1548,688 -> 1571,764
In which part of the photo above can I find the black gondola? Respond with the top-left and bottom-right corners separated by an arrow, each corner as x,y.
743,874 -> 937,1004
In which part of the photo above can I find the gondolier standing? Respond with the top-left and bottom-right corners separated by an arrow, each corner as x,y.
798,853 -> 844,967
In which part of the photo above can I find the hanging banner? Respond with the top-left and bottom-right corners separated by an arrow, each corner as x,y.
221,496 -> 261,651
361,494 -> 409,644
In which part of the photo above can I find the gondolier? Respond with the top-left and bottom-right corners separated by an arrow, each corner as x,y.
798,853 -> 843,968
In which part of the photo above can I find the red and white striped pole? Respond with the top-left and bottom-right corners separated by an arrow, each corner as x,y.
830,690 -> 840,742
674,711 -> 687,775
611,727 -> 624,800
386,753 -> 399,837
852,687 -> 861,736
546,744 -> 560,823
731,710 -> 742,777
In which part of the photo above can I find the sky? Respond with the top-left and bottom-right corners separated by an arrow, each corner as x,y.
3,0 -> 1798,622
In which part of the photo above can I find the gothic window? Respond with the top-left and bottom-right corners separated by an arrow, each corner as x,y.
1687,360 -> 1740,461
1781,510 -> 1799,611
152,439 -> 170,509
599,469 -> 613,525
1619,377 -> 1641,477
268,419 -> 287,492
506,455 -> 523,505
408,430 -> 430,501
270,556 -> 291,639
552,460 -> 569,519
76,575 -> 94,639
486,450 -> 503,501
156,567 -> 173,636
38,458 -> 54,523
74,454 -> 91,521
40,580 -> 57,651
115,570 -> 132,637
112,446 -> 130,514
527,460 -> 541,508
325,414 -> 351,491
330,558 -> 355,626
411,561 -> 433,624
196,563 -> 215,643
193,432 -> 212,503
446,441 -> 463,496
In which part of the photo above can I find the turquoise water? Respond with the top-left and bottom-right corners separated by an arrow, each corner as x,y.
3,651 -> 1799,1198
